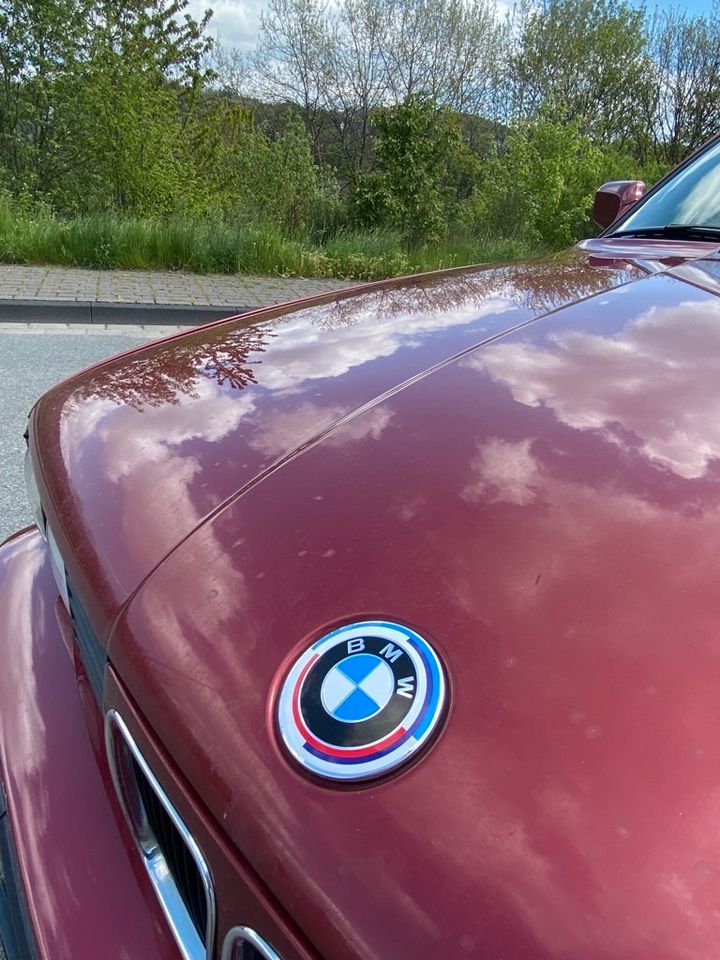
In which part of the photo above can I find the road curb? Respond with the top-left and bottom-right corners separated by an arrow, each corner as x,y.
0,299 -> 250,326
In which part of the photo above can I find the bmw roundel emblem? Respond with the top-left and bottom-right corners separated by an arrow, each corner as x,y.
277,621 -> 447,781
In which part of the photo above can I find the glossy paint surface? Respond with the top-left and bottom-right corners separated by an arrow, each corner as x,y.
105,259 -> 720,958
0,530 -> 179,960
579,235 -> 720,263
0,530 -> 312,960
31,254 -> 639,635
26,242 -> 720,959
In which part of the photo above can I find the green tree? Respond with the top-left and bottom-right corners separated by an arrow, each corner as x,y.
353,95 -> 470,242
474,117 -> 610,248
0,0 -> 88,195
510,0 -> 650,146
187,99 -> 332,229
56,0 -> 213,214
639,6 -> 720,165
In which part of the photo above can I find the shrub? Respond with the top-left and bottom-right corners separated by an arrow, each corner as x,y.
472,117 -> 608,247
352,96 -> 473,245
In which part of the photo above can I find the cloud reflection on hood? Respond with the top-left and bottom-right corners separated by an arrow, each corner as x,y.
467,297 -> 720,480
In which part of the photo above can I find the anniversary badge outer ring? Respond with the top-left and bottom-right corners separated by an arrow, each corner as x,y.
277,621 -> 447,782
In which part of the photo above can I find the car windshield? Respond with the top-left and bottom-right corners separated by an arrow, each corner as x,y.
615,138 -> 720,233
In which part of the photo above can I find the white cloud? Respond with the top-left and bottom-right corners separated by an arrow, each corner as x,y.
256,290 -> 514,392
58,378 -> 257,577
247,401 -> 394,458
463,437 -> 542,506
189,0 -> 264,50
467,298 -> 720,479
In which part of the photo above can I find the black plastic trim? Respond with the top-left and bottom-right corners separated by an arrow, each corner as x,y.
67,580 -> 107,705
0,782 -> 39,960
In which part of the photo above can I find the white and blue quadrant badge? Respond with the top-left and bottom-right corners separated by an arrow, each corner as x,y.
278,621 -> 446,781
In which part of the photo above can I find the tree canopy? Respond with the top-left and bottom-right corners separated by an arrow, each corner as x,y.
0,0 -> 718,249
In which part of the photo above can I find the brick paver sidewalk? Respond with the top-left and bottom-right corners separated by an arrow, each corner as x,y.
0,263 -> 352,307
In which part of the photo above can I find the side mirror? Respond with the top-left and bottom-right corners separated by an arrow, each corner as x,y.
592,180 -> 646,229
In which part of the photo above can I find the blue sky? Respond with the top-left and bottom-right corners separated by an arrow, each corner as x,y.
632,0 -> 715,11
192,0 -> 718,54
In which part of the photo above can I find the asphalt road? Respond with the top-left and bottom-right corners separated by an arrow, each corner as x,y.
0,323 -> 180,542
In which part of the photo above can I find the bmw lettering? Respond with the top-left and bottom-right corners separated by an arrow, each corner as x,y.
277,621 -> 447,781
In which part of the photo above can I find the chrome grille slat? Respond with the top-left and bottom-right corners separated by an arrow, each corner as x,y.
105,710 -> 215,960
131,755 -> 209,938
221,926 -> 283,960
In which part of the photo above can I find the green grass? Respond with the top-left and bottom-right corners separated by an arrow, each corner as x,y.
0,200 -> 535,280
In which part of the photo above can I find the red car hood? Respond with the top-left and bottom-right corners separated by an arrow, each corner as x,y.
108,254 -> 720,959
32,251 -> 644,635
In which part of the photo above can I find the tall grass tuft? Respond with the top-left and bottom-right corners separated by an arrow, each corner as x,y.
0,196 -> 537,280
